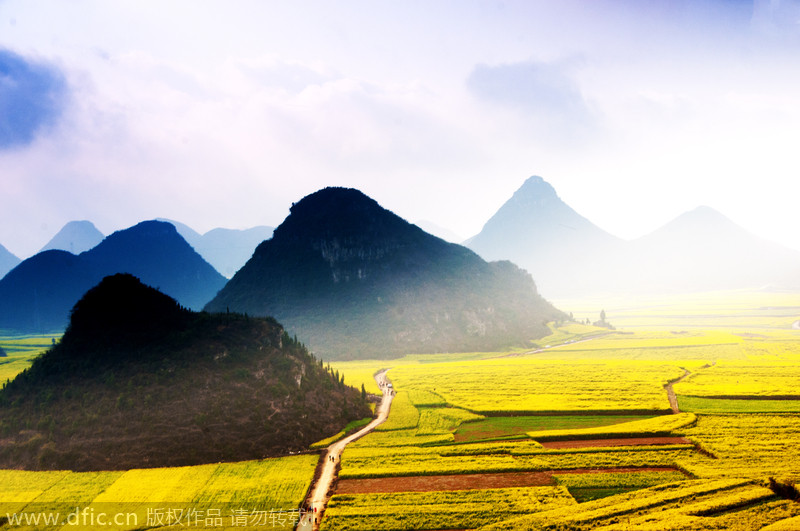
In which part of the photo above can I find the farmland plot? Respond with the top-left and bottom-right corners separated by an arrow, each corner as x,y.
389,359 -> 683,413
322,486 -> 575,531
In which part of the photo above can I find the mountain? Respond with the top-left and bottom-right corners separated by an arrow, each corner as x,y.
161,219 -> 274,278
467,176 -> 800,297
205,187 -> 565,359
626,206 -> 800,292
39,220 -> 104,254
0,274 -> 370,471
0,220 -> 227,332
415,219 -> 464,243
466,176 -> 624,297
0,243 -> 20,279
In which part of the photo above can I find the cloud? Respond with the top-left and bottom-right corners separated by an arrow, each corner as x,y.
467,58 -> 590,118
0,48 -> 67,149
464,57 -> 600,148
237,57 -> 333,95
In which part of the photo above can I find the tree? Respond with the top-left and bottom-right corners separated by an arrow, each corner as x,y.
600,309 -> 606,323
361,383 -> 367,401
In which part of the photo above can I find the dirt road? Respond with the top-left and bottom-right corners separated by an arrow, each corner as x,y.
492,332 -> 614,359
298,369 -> 394,530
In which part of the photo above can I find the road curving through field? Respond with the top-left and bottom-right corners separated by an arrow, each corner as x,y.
298,369 -> 394,531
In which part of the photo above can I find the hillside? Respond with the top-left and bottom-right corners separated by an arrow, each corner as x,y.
39,220 -> 104,254
0,274 -> 370,471
0,243 -> 20,279
0,220 -> 227,332
205,187 -> 565,359
162,219 -> 274,278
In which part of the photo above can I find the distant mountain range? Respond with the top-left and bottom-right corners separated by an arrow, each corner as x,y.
0,274 -> 369,470
160,219 -> 273,278
206,187 -> 565,359
0,243 -> 20,280
467,176 -> 800,298
415,219 -> 464,243
39,220 -> 104,255
0,220 -> 226,332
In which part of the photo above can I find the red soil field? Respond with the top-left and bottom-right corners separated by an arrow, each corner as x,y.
335,467 -> 684,494
539,436 -> 691,449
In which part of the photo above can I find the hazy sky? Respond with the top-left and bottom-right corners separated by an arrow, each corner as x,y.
2,0 -> 800,258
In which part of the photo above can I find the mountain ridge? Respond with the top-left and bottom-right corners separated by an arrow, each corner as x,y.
466,176 -> 624,297
0,220 -> 227,332
39,220 -> 104,255
0,243 -> 21,280
467,176 -> 800,297
159,219 -> 273,278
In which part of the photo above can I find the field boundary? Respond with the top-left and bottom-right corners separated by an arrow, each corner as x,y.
472,409 -> 673,416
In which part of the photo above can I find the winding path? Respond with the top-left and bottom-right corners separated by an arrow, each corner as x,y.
298,369 -> 394,531
664,361 -> 716,414
664,369 -> 691,414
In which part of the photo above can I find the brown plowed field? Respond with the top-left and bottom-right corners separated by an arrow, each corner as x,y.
539,436 -> 691,449
335,467 -> 685,494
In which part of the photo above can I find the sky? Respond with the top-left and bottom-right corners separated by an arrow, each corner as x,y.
1,0 -> 800,258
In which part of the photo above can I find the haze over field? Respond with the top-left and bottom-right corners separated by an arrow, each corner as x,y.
1,1 -> 800,261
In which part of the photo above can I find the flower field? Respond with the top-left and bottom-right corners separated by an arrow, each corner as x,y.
3,293 -> 800,530
329,315 -> 800,530
0,456 -> 317,530
481,478 -> 800,530
674,360 -> 800,397
321,486 -> 575,531
388,358 -> 683,413
0,334 -> 54,388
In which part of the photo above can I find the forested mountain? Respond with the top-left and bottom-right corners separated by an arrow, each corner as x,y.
0,274 -> 370,470
206,187 -> 565,359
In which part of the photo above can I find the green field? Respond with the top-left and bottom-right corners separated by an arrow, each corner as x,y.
678,395 -> 800,413
454,415 -> 655,443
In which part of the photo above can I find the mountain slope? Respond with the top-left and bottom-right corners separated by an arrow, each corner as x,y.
205,187 -> 565,359
39,220 -> 104,254
0,221 -> 227,332
162,219 -> 274,278
82,220 -> 227,309
466,176 -> 624,297
627,206 -> 800,292
0,243 -> 20,279
0,274 -> 370,471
